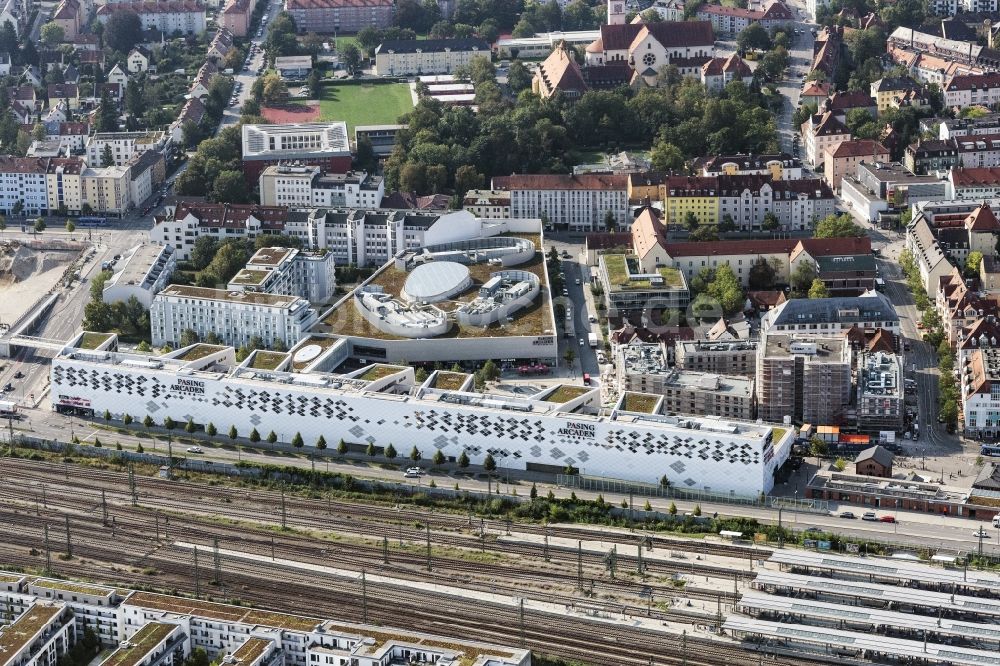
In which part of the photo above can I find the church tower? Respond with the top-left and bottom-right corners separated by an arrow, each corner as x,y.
607,0 -> 626,24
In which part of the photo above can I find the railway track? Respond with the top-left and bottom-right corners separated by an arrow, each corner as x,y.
0,515 -> 811,666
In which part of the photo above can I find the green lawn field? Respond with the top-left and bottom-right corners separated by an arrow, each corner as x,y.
318,82 -> 414,132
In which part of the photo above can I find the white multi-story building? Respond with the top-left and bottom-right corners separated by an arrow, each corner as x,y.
85,132 -> 168,168
373,37 -> 491,76
150,285 -> 318,348
761,292 -> 900,335
227,246 -> 337,304
491,173 -> 629,232
102,244 -> 176,307
962,348 -> 1000,438
83,165 -> 131,215
0,156 -> 51,216
52,339 -> 793,495
929,0 -> 996,14
241,123 -> 351,184
944,73 -> 1000,109
258,165 -> 384,209
97,0 -> 207,34
0,602 -> 74,666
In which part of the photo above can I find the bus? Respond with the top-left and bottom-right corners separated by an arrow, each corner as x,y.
0,400 -> 17,417
981,444 -> 1000,457
76,217 -> 108,227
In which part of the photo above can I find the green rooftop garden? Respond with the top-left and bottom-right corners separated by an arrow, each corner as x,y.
229,270 -> 270,286
603,254 -> 684,290
542,385 -> 593,403
358,364 -> 406,382
79,332 -> 113,350
177,344 -> 227,362
621,392 -> 661,414
250,351 -> 288,371
33,579 -> 113,597
102,623 -> 176,666
432,372 -> 469,391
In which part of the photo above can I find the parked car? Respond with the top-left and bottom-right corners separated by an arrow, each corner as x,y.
186,446 -> 204,454
803,526 -> 823,534
862,511 -> 878,521
579,338 -> 585,346
838,511 -> 856,519
13,371 -> 23,379
879,515 -> 897,523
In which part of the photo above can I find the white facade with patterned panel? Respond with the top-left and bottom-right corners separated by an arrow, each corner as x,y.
52,344 -> 792,494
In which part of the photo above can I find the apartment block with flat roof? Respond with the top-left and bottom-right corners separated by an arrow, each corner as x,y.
756,333 -> 853,425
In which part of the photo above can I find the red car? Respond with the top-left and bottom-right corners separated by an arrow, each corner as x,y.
879,515 -> 897,523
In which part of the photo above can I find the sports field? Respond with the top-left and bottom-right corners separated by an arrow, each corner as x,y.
317,82 -> 414,131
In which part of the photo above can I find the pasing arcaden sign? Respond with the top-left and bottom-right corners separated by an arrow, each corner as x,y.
170,378 -> 206,396
558,421 -> 596,439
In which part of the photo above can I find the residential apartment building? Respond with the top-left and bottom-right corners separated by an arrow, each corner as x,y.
150,285 -> 318,348
824,139 -> 889,190
85,132 -> 168,168
597,253 -> 690,316
150,202 -> 288,260
227,246 -> 337,304
940,113 -> 1000,139
675,339 -> 758,376
83,165 -> 131,215
856,350 -> 905,432
871,76 -> 922,112
814,254 -> 878,295
951,167 -> 1000,199
284,0 -> 394,33
618,342 -> 755,419
962,347 -> 1000,438
258,165 -> 383,208
0,602 -> 74,666
374,38 -> 491,76
51,0 -> 82,41
801,112 -> 851,168
756,332 -> 853,424
695,1 -> 793,36
0,156 -> 52,216
663,174 -> 837,231
630,207 -> 872,287
491,173 -> 629,232
241,122 -> 352,184
220,0 -> 255,37
462,189 -> 511,218
696,152 -> 803,180
904,139 -> 960,174
102,243 -> 176,307
761,292 -> 900,335
96,0 -> 206,34
840,161 -> 948,223
701,54 -> 753,92
45,157 -> 84,214
944,72 -> 1000,109
955,132 -> 1000,168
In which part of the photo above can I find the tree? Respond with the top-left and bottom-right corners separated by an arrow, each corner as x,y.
337,438 -> 348,455
316,435 -> 327,450
123,414 -> 133,425
341,44 -> 362,75
453,164 -> 483,195
249,427 -> 261,442
291,432 -> 304,448
409,445 -> 421,461
650,139 -> 684,172
737,22 -> 771,52
603,209 -> 617,232
458,450 -> 469,468
432,449 -> 445,465
385,442 -> 397,459
809,435 -> 828,457
693,504 -> 702,516
162,416 -> 176,430
668,501 -> 677,515
762,212 -> 780,231
190,237 -> 219,271
707,264 -> 743,315
179,328 -> 199,347
206,422 -> 217,436
483,453 -> 496,472
104,9 -> 142,54
482,359 -> 500,381
306,68 -> 321,99
267,430 -> 278,443
101,144 -> 115,168
683,211 -> 699,231
790,261 -> 818,296
355,26 -> 382,56
366,442 -> 376,456
813,213 -> 865,238
33,218 -> 45,233
211,170 -> 248,203
748,257 -> 777,290
97,89 -> 119,133
143,415 -> 154,428
966,250 -> 983,277
65,220 -> 75,234
808,278 -> 830,299
718,214 -> 737,233
40,22 -> 64,47
261,74 -> 289,105
229,425 -> 238,440
507,60 -> 532,92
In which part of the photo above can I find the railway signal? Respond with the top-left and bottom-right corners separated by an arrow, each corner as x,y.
576,540 -> 583,591
43,523 -> 51,574
213,538 -> 221,586
425,523 -> 431,572
101,489 -> 108,526
127,465 -> 137,507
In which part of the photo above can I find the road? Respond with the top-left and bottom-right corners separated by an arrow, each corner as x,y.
218,0 -> 285,134
545,235 -> 602,382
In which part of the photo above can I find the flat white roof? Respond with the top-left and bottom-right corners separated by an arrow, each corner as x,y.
769,549 -> 1000,592
751,570 -> 1000,618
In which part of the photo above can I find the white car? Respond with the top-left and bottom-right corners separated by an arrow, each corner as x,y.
186,446 -> 204,454
404,467 -> 422,478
